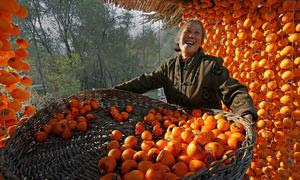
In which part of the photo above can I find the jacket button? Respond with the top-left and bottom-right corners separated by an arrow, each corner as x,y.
202,89 -> 210,100
212,63 -> 223,75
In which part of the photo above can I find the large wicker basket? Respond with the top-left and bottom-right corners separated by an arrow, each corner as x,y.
1,89 -> 256,180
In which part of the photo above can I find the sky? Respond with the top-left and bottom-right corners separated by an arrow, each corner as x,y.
112,5 -> 162,36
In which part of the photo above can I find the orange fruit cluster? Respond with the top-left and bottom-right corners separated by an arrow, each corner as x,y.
178,0 -> 300,179
0,1 -> 34,148
34,98 -> 99,142
110,104 -> 133,123
99,107 -> 246,179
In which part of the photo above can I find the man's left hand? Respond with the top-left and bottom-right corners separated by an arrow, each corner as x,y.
242,114 -> 256,127
243,114 -> 253,122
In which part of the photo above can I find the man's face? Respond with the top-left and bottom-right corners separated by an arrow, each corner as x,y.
179,22 -> 203,58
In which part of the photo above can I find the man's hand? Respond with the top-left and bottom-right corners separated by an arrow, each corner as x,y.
242,114 -> 255,127
243,114 -> 253,122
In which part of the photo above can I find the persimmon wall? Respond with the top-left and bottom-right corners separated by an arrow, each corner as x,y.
178,0 -> 299,179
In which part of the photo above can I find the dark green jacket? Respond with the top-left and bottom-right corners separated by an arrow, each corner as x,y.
114,50 -> 258,121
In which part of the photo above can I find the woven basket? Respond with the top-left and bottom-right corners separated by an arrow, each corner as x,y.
1,89 -> 256,180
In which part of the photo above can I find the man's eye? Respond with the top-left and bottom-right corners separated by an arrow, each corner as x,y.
184,30 -> 191,34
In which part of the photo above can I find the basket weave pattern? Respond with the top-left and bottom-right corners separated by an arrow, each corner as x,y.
1,89 -> 256,180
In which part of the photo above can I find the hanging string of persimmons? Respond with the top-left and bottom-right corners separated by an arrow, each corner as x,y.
0,0 -> 35,147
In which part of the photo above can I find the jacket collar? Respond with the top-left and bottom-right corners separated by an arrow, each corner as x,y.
176,49 -> 205,70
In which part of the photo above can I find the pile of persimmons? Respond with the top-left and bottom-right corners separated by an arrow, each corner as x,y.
34,98 -> 100,142
99,107 -> 246,180
177,0 -> 299,179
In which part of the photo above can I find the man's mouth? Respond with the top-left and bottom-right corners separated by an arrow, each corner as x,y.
184,40 -> 195,46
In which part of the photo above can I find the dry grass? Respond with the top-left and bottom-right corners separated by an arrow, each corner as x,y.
101,0 -> 182,28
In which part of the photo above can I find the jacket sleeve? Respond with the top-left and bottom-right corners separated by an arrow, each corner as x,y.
212,58 -> 258,122
113,61 -> 168,94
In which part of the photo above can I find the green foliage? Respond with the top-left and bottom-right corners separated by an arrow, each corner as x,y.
18,0 -> 176,100
45,54 -> 81,97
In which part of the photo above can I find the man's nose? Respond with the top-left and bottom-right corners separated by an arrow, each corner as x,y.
188,33 -> 194,38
